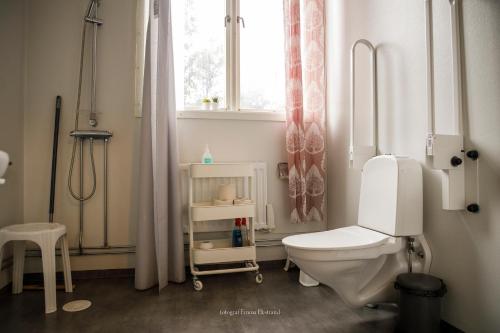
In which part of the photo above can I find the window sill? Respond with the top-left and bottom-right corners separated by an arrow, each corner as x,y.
176,110 -> 286,122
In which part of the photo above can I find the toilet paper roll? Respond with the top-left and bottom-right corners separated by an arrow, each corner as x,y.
217,183 -> 236,201
199,241 -> 214,250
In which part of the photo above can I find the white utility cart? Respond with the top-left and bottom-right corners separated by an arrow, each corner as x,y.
188,163 -> 262,291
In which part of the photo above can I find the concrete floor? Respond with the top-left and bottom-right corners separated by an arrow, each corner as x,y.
0,265 -> 399,333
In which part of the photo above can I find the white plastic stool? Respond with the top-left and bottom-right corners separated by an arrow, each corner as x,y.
0,223 -> 73,314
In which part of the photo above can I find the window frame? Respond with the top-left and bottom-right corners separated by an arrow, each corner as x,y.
179,0 -> 285,115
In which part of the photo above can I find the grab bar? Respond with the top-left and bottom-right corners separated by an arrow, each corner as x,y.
349,39 -> 377,169
449,0 -> 463,136
424,0 -> 436,153
424,0 -> 466,210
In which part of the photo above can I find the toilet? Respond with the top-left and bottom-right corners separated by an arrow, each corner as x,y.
282,155 -> 431,308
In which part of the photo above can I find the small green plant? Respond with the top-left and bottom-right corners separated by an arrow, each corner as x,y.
201,97 -> 211,104
211,96 -> 219,103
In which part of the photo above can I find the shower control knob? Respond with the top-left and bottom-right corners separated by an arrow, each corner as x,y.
450,156 -> 462,167
89,119 -> 98,127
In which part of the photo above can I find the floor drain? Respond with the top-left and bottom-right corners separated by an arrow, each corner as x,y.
62,300 -> 92,312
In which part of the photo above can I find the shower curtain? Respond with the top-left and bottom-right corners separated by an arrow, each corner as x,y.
135,0 -> 185,291
284,0 -> 326,223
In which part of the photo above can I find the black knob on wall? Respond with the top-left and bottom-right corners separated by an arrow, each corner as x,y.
450,156 -> 463,167
467,203 -> 480,213
466,150 -> 479,160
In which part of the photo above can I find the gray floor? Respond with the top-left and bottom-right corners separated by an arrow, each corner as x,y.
0,265 -> 398,333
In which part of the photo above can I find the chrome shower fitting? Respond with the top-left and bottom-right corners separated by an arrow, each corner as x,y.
85,0 -> 102,127
67,0 -> 115,255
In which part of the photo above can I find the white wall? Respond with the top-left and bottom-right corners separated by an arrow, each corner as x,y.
326,0 -> 500,331
0,0 -> 25,288
22,0 -> 138,271
14,0 -> 325,274
178,118 -> 328,260
178,118 -> 326,236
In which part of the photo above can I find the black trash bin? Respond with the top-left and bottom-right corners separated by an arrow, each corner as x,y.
394,273 -> 447,333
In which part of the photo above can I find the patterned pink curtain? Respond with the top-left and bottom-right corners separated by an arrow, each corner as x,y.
284,0 -> 325,223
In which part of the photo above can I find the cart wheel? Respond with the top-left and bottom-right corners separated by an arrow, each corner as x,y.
193,279 -> 203,291
255,273 -> 263,284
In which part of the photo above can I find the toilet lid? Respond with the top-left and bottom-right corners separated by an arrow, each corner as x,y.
282,226 -> 393,250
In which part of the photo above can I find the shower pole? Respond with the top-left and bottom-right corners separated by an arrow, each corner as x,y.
85,0 -> 101,127
79,138 -> 84,254
103,138 -> 109,248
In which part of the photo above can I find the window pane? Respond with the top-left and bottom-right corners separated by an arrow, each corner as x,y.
172,0 -> 226,110
240,0 -> 285,111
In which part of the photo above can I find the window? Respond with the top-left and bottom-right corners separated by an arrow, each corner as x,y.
172,0 -> 285,112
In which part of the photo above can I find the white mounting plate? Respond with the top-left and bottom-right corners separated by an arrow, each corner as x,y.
442,167 -> 465,210
427,134 -> 463,169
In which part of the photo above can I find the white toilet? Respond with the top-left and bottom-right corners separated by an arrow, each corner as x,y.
283,155 -> 431,307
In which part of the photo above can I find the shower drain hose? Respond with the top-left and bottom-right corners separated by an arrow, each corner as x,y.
67,20 -> 97,202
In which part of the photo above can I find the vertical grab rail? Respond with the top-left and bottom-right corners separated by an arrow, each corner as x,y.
450,0 -> 464,136
350,39 -> 377,169
424,0 -> 436,155
425,0 -> 466,210
425,0 -> 464,149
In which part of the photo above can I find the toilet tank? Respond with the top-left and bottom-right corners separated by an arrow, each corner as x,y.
357,155 -> 423,236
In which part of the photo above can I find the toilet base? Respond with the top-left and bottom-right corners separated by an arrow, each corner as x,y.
290,249 -> 426,308
299,270 -> 319,287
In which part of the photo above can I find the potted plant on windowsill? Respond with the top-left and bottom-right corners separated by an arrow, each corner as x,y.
201,98 -> 212,110
211,96 -> 219,110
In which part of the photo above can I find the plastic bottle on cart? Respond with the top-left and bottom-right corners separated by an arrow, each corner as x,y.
201,144 -> 214,164
232,218 -> 243,247
241,218 -> 248,246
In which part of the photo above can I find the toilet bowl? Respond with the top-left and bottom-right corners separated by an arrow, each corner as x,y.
283,155 -> 431,307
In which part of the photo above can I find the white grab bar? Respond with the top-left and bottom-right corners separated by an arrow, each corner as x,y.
424,0 -> 435,138
450,0 -> 464,136
349,39 -> 377,169
424,0 -> 466,210
425,0 -> 464,146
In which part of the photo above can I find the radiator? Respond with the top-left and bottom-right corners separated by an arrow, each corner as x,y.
180,162 -> 274,233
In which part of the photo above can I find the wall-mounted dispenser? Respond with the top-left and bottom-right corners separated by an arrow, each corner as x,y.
424,0 -> 467,210
349,39 -> 377,169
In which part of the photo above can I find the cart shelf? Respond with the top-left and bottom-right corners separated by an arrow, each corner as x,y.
190,163 -> 254,178
192,239 -> 256,265
191,202 -> 255,221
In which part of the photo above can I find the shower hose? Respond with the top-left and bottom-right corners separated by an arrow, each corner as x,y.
68,20 -> 97,202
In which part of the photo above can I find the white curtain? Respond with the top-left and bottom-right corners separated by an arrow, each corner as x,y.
135,0 -> 185,291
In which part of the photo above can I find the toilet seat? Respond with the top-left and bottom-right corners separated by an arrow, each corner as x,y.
283,226 -> 405,261
283,226 -> 395,251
